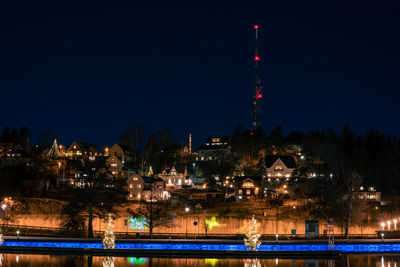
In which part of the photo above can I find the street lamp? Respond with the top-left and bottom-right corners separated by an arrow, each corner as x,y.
185,207 -> 190,238
1,202 -> 8,237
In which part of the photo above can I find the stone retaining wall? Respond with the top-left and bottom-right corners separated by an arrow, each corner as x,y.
14,214 -> 377,235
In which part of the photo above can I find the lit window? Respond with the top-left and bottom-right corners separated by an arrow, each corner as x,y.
267,173 -> 271,177
138,184 -> 141,188
129,193 -> 133,198
129,184 -> 133,188
275,165 -> 283,171
243,182 -> 254,188
238,189 -> 242,194
246,190 -> 251,195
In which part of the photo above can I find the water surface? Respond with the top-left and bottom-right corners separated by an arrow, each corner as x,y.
0,253 -> 397,266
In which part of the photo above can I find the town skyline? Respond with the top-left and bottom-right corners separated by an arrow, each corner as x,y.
2,2 -> 400,262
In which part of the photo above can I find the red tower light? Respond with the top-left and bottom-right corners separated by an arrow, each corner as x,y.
254,55 -> 260,61
254,24 -> 259,29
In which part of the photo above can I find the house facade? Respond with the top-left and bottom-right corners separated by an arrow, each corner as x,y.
127,174 -> 168,201
65,141 -> 98,158
196,136 -> 230,161
109,144 -> 134,164
264,155 -> 296,180
157,165 -> 192,189
234,176 -> 262,201
65,142 -> 82,158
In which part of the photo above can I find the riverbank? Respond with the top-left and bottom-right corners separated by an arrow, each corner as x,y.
2,236 -> 400,257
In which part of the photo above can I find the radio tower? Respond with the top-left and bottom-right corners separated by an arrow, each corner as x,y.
252,24 -> 263,133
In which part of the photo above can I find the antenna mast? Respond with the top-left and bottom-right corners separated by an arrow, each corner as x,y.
252,24 -> 263,133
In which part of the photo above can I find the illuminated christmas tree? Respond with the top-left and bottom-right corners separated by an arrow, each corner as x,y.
103,214 -> 115,249
244,215 -> 261,251
102,256 -> 114,267
245,259 -> 261,267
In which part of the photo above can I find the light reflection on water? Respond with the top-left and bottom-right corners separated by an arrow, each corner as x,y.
0,254 -> 399,266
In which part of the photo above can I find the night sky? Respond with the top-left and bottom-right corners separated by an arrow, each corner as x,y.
1,1 -> 400,147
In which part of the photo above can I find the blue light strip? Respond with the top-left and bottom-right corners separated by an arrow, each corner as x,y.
2,242 -> 400,253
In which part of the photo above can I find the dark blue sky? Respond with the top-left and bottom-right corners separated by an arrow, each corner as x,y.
1,1 -> 400,147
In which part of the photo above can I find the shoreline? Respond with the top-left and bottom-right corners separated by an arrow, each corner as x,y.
2,236 -> 400,257
1,236 -> 397,243
0,246 -> 341,258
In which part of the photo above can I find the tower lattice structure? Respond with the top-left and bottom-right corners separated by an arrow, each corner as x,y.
252,24 -> 263,132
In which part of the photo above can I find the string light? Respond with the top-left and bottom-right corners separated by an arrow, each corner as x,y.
244,215 -> 261,251
103,214 -> 115,249
205,216 -> 220,231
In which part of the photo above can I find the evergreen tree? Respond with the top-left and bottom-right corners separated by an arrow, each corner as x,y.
103,214 -> 115,249
244,215 -> 261,251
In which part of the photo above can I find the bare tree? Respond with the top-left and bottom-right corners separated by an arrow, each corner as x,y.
129,201 -> 176,238
344,170 -> 364,238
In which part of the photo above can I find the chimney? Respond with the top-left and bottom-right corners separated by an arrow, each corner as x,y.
189,133 -> 192,154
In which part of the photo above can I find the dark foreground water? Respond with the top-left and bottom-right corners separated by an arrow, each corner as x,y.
0,254 -> 398,267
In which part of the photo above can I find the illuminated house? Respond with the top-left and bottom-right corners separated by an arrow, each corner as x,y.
196,136 -> 230,161
264,155 -> 296,180
72,157 -> 108,188
127,174 -> 169,201
157,164 -> 192,189
359,184 -> 382,202
65,141 -> 98,158
105,155 -> 125,177
234,176 -> 262,201
65,142 -> 82,158
109,144 -> 134,165
78,142 -> 98,156
0,143 -> 27,167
